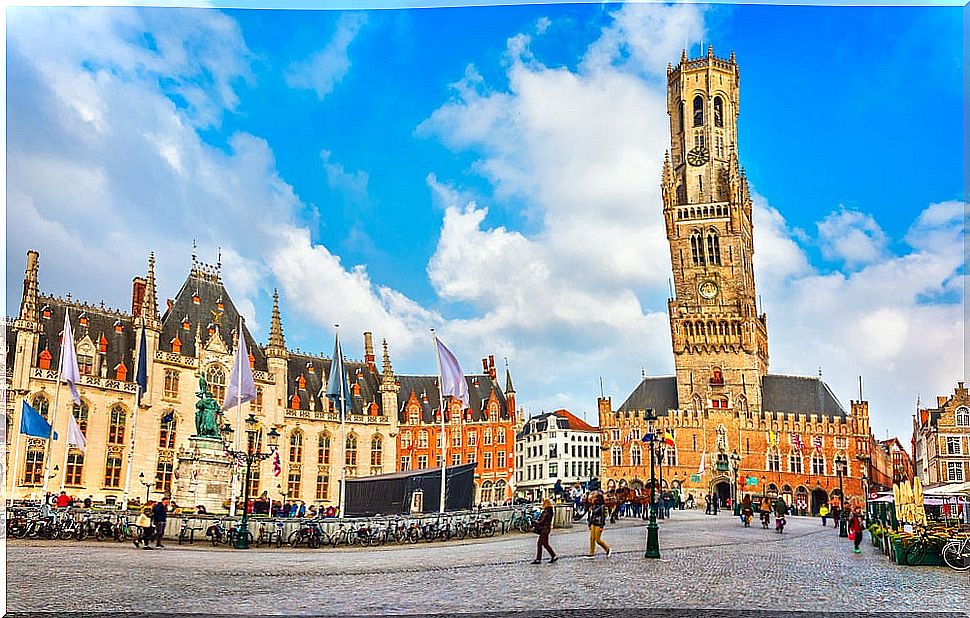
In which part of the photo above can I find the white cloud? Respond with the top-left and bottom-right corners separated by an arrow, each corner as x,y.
284,12 -> 367,100
817,206 -> 889,268
320,150 -> 370,203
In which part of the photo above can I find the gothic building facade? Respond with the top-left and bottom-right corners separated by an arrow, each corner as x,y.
598,47 -> 871,512
4,249 -> 517,507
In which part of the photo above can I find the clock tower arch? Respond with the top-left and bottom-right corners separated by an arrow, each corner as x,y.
662,46 -> 769,413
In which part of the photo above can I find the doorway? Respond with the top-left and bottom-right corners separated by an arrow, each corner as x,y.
811,488 -> 829,515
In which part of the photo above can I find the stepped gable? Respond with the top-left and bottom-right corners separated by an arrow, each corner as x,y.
34,296 -> 136,381
396,374 -> 509,424
616,376 -> 679,416
762,374 -> 847,418
285,352 -> 381,416
159,263 -> 268,372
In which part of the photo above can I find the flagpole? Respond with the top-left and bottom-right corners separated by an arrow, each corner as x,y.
336,326 -> 346,519
41,312 -> 68,502
122,321 -> 145,511
230,317 -> 244,518
431,329 -> 447,514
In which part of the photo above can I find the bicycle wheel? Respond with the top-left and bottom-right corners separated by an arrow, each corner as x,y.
485,522 -> 497,537
288,530 -> 304,548
308,533 -> 321,549
942,541 -> 970,571
76,527 -> 90,541
905,539 -> 931,566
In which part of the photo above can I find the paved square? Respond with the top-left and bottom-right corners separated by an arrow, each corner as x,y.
6,511 -> 967,615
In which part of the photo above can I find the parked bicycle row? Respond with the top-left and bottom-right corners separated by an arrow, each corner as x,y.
5,504 -> 551,549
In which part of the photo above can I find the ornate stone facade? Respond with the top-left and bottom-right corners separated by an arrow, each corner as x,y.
598,48 -> 873,512
4,250 -> 515,509
913,382 -> 970,487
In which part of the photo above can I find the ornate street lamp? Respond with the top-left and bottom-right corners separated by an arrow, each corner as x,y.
222,414 -> 280,549
138,472 -> 152,503
643,409 -> 660,559
835,454 -> 848,538
730,450 -> 741,516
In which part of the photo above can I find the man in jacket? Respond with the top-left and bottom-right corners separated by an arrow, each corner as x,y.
152,497 -> 170,548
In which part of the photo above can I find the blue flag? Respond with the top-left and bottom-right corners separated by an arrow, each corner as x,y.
20,400 -> 56,439
161,410 -> 174,424
135,325 -> 148,405
325,333 -> 352,419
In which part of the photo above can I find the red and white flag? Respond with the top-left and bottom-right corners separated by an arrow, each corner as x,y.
272,450 -> 282,477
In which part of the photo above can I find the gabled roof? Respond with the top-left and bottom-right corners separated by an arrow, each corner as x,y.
617,376 -> 679,415
762,375 -> 846,418
285,353 -> 382,416
517,409 -> 597,438
397,374 -> 509,424
552,409 -> 596,431
159,268 -> 268,372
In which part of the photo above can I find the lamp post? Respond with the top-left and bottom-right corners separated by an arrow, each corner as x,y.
729,450 -> 741,516
656,441 -> 666,520
138,472 -> 152,503
644,409 -> 660,559
221,414 -> 280,549
856,453 -> 872,526
835,454 -> 848,538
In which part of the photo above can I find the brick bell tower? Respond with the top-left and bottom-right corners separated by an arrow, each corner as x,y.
662,46 -> 769,414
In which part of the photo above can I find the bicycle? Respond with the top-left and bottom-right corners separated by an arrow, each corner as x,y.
901,526 -> 936,566
114,516 -> 137,542
178,520 -> 204,545
256,520 -> 286,548
942,535 -> 970,571
288,520 -> 324,548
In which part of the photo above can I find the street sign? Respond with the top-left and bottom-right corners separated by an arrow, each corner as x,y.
690,474 -> 701,482
745,476 -> 759,486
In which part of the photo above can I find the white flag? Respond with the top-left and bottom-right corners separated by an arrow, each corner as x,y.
59,311 -> 81,405
67,412 -> 86,452
434,336 -> 469,409
223,317 -> 257,411
698,451 -> 706,475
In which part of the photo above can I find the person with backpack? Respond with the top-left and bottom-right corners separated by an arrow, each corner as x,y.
586,493 -> 611,559
530,498 -> 557,564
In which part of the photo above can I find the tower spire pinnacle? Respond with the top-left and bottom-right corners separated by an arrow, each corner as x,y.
19,250 -> 40,327
142,252 -> 161,329
266,288 -> 287,358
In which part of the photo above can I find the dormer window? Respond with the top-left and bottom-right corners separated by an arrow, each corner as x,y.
41,306 -> 52,320
172,336 -> 182,354
207,323 -> 215,336
182,316 -> 190,331
307,363 -> 315,374
98,335 -> 108,353
290,394 -> 301,409
216,297 -> 224,311
115,362 -> 128,381
114,321 -> 123,334
39,348 -> 52,369
248,353 -> 255,369
297,375 -> 306,390
78,313 -> 88,327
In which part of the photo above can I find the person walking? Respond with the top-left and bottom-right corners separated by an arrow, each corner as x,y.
531,498 -> 557,564
831,500 -> 842,531
819,504 -> 830,526
152,497 -> 170,548
848,506 -> 864,554
135,501 -> 155,549
586,493 -> 611,559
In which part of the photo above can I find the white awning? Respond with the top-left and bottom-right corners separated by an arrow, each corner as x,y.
923,481 -> 970,496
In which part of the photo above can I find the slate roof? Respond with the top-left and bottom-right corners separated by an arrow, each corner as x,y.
762,375 -> 846,418
397,374 -> 509,424
285,353 -> 383,416
159,270 -> 268,372
616,376 -> 680,415
34,296 -> 137,381
517,409 -> 597,439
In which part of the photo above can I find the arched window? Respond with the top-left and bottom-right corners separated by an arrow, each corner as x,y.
631,444 -> 642,466
611,446 -> 623,467
318,432 -> 331,464
788,450 -> 803,473
158,413 -> 176,449
693,95 -> 704,126
345,434 -> 358,466
65,449 -> 84,486
706,230 -> 721,265
77,341 -> 95,376
956,407 -> 970,427
104,451 -> 123,488
417,430 -> 429,448
108,405 -> 126,444
370,435 -> 383,467
289,430 -> 303,464
690,230 -> 705,265
489,405 -> 499,422
72,400 -> 89,436
155,453 -> 174,493
24,444 -> 45,485
205,365 -> 226,404
481,481 -> 493,504
32,395 -> 50,421
163,370 -> 180,399
666,446 -> 678,467
766,447 -> 781,472
713,96 -> 724,128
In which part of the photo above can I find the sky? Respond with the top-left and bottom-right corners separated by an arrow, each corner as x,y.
5,2 -> 966,448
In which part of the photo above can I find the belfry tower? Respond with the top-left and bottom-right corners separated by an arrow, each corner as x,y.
662,46 -> 769,414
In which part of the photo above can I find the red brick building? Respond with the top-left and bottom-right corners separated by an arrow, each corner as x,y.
395,356 -> 517,504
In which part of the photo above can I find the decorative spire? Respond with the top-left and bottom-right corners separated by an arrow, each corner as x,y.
18,250 -> 40,327
504,358 -> 515,395
142,252 -> 161,328
380,338 -> 399,392
266,289 -> 287,359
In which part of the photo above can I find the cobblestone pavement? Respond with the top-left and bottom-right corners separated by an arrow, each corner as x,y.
7,510 -> 968,614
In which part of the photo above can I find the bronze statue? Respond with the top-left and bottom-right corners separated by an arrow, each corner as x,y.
195,376 -> 222,438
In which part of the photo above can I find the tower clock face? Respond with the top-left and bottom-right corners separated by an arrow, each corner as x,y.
687,146 -> 710,167
698,280 -> 719,299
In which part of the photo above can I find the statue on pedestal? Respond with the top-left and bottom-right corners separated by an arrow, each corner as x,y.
195,376 -> 223,439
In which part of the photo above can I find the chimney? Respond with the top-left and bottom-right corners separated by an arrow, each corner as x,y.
482,358 -> 489,373
363,331 -> 376,372
131,277 -> 146,318
488,355 -> 496,380
937,396 -> 947,407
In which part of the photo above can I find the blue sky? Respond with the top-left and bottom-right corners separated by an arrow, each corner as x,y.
6,2 -> 966,445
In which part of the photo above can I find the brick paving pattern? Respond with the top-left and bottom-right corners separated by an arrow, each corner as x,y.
7,510 -> 967,614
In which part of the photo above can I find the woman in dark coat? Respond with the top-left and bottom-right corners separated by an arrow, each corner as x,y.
531,498 -> 557,564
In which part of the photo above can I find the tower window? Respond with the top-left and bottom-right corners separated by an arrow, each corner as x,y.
714,96 -> 724,128
693,95 -> 704,126
690,231 -> 705,266
706,230 -> 721,265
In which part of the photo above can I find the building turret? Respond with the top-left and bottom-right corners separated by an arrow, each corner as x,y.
504,360 -> 516,423
266,289 -> 287,359
18,250 -> 40,330
141,252 -> 161,330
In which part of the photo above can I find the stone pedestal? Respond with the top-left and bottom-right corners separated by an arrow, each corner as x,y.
172,436 -> 232,514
